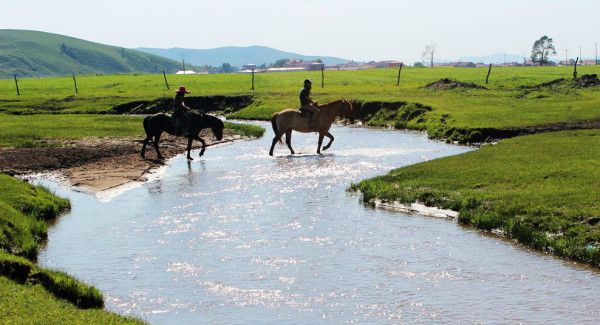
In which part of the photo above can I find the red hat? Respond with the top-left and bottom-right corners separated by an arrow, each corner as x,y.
176,86 -> 190,94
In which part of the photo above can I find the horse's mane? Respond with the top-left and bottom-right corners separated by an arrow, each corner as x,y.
189,112 -> 224,129
319,99 -> 350,109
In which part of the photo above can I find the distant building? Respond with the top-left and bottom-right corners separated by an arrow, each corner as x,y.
285,60 -> 325,70
242,64 -> 257,70
372,60 -> 403,68
454,62 -> 476,68
175,70 -> 203,75
558,59 -> 576,66
580,60 -> 597,66
266,67 -> 307,73
523,60 -> 556,66
308,62 -> 325,71
239,68 -> 267,73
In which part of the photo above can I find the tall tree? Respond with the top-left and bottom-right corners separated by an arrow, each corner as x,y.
218,63 -> 235,73
422,45 -> 437,68
531,36 -> 556,66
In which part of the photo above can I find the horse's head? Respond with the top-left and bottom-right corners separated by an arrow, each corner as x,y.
211,117 -> 224,141
341,100 -> 354,124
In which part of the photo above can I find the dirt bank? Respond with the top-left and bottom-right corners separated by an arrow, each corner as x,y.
522,74 -> 600,90
0,132 -> 245,193
423,78 -> 487,90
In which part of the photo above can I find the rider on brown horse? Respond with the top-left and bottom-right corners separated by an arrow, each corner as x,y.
299,79 -> 319,129
173,86 -> 192,136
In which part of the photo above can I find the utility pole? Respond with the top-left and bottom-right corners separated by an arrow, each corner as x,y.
14,74 -> 20,95
396,63 -> 403,86
579,45 -> 582,62
72,74 -> 78,94
595,42 -> 598,65
182,54 -> 186,74
162,70 -> 170,90
565,49 -> 569,65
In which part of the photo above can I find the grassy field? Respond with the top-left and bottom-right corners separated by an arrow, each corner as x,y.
0,175 -> 142,323
351,130 -> 600,266
1,66 -> 599,142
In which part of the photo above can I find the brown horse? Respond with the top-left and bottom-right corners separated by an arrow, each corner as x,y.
269,100 -> 353,156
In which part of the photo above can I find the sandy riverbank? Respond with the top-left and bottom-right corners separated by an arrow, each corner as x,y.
0,132 -> 246,193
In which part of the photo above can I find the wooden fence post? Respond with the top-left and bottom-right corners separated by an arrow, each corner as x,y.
485,63 -> 492,84
396,63 -> 404,86
162,70 -> 170,90
251,69 -> 255,90
14,74 -> 20,95
321,66 -> 325,88
72,74 -> 78,94
573,57 -> 579,80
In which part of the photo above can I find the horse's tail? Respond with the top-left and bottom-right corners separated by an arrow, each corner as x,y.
271,113 -> 282,144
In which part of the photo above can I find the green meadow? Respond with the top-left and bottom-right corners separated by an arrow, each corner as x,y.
1,66 -> 599,130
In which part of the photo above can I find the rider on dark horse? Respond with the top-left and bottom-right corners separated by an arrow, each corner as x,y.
299,79 -> 320,129
173,86 -> 193,136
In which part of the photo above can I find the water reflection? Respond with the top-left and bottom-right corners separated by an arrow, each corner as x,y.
38,123 -> 600,324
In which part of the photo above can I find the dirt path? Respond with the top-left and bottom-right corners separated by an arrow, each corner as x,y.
0,132 -> 246,192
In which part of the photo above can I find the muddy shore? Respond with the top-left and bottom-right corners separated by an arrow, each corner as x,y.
0,132 -> 246,193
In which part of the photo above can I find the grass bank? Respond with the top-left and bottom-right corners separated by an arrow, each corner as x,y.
350,130 -> 600,266
0,276 -> 140,324
0,174 -> 143,323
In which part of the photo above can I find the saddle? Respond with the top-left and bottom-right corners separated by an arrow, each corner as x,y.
299,108 -> 317,131
299,108 -> 309,119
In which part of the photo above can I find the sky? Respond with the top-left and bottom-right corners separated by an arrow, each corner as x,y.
1,0 -> 599,63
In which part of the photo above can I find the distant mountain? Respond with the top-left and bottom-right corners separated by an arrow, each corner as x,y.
136,45 -> 348,68
459,53 -> 524,64
0,29 -> 183,78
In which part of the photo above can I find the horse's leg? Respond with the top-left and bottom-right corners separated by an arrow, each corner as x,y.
141,135 -> 151,158
186,137 -> 194,160
322,132 -> 334,151
269,131 -> 284,156
153,133 -> 164,160
195,136 -> 206,157
285,130 -> 295,155
317,132 -> 325,155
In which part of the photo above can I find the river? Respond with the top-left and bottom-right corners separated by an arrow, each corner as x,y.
38,123 -> 600,324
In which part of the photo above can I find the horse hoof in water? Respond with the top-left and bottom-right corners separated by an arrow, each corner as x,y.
187,156 -> 194,161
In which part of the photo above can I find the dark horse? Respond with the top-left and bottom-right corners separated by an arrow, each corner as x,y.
141,112 -> 224,160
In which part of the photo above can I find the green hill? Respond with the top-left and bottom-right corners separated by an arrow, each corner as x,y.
0,30 -> 183,78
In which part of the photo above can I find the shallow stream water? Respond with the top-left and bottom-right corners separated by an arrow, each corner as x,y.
39,123 -> 600,324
